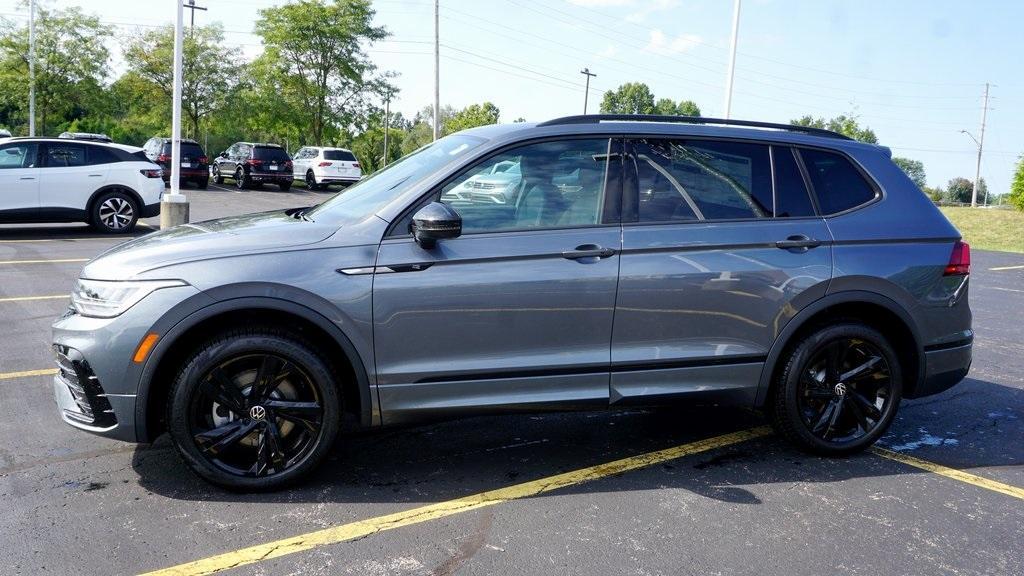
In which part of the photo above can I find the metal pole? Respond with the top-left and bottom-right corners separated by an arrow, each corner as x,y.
723,0 -> 741,119
28,0 -> 35,136
433,0 -> 440,140
970,82 -> 989,208
161,0 -> 189,228
580,68 -> 596,114
383,95 -> 390,168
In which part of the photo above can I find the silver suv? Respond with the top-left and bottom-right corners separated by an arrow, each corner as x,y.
52,116 -> 973,491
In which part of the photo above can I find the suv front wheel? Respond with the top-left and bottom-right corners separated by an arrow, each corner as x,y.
769,322 -> 902,455
166,328 -> 341,491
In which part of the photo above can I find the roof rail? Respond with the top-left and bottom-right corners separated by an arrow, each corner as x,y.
535,114 -> 853,140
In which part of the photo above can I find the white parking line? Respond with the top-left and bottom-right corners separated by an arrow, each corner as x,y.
989,264 -> 1024,271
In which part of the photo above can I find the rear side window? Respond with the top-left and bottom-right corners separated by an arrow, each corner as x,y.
633,139 -> 773,222
45,143 -> 87,167
87,145 -> 120,165
772,146 -> 815,217
800,148 -> 877,215
324,149 -> 357,161
253,146 -> 290,161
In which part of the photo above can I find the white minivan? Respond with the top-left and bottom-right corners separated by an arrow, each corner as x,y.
291,146 -> 362,190
0,138 -> 164,233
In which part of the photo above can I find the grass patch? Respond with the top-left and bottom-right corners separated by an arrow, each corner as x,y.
940,206 -> 1024,253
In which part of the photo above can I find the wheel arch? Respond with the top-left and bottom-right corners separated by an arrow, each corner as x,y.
135,294 -> 374,443
86,185 -> 144,221
755,291 -> 924,408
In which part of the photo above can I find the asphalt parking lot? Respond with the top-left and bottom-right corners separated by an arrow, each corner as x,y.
1,185 -> 1021,576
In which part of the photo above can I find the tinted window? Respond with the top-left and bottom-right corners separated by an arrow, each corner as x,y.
324,150 -> 357,161
0,143 -> 38,169
437,139 -> 610,234
253,146 -> 289,161
633,139 -> 772,222
87,145 -> 120,165
161,142 -> 204,157
800,148 -> 877,214
46,143 -> 87,167
772,146 -> 815,217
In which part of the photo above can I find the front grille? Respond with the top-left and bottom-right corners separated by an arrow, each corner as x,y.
54,345 -> 116,428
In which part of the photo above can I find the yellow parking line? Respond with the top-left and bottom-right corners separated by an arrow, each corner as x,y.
989,264 -> 1024,271
0,258 -> 88,265
872,447 -> 1024,501
139,426 -> 772,576
0,294 -> 68,303
0,368 -> 57,380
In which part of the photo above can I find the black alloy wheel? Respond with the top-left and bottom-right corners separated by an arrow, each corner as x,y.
213,164 -> 224,184
168,329 -> 340,491
771,323 -> 902,454
235,167 -> 248,189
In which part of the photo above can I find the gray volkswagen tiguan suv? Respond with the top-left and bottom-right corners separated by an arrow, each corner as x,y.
52,115 -> 973,491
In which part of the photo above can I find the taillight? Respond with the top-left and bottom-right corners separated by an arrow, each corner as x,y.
284,160 -> 293,168
140,169 -> 162,178
247,159 -> 263,167
198,156 -> 208,164
318,161 -> 333,167
352,162 -> 361,169
157,154 -> 169,162
944,240 -> 970,276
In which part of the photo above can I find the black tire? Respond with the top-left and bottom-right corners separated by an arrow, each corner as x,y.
305,170 -> 320,191
213,165 -> 224,184
196,178 -> 209,190
769,322 -> 902,455
166,327 -> 341,491
90,189 -> 139,233
279,181 -> 292,191
235,167 -> 250,190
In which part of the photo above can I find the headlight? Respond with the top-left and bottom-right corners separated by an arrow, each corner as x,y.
71,279 -> 187,318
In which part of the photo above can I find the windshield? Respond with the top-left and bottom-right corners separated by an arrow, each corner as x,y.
307,133 -> 486,223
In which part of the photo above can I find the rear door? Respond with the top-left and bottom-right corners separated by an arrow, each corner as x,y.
0,142 -> 40,218
372,138 -> 623,423
611,138 -> 831,405
38,142 -> 107,213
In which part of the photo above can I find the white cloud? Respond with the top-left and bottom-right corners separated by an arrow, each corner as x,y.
597,44 -> 619,58
644,29 -> 703,54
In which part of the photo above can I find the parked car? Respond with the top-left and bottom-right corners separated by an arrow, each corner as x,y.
142,137 -> 209,189
59,131 -> 113,143
441,159 -> 521,204
212,142 -> 292,190
291,146 -> 362,190
52,115 -> 973,490
0,128 -> 11,138
1,137 -> 162,233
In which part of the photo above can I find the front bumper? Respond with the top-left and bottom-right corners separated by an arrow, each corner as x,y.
911,339 -> 973,398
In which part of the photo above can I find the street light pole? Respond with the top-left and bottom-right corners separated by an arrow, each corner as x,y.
433,0 -> 440,141
28,0 -> 35,136
383,93 -> 391,168
723,0 -> 741,119
580,68 -> 596,114
969,82 -> 989,208
161,0 -> 189,228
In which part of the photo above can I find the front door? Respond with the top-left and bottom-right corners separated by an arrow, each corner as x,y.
0,142 -> 40,219
611,138 -> 832,405
372,138 -> 622,423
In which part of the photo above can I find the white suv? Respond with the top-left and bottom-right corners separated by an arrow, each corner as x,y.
0,138 -> 164,233
291,146 -> 362,190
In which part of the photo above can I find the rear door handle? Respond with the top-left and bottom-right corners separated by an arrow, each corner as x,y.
562,244 -> 616,260
775,235 -> 821,250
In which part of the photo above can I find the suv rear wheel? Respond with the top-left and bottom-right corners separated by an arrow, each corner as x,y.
235,167 -> 250,190
90,190 -> 139,233
166,327 -> 341,491
305,170 -> 320,191
769,322 -> 902,455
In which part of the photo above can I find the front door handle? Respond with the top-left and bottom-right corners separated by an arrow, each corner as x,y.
562,244 -> 616,260
19,177 -> 35,180
775,235 -> 821,250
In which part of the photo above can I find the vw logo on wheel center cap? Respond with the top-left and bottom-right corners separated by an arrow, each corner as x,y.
834,383 -> 847,397
249,405 -> 267,421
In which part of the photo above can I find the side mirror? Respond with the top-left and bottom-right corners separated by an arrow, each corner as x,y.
410,202 -> 462,249
219,152 -> 228,158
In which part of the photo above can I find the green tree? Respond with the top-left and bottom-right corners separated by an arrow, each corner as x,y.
791,114 -> 878,143
892,157 -> 927,189
600,82 -> 656,114
0,5 -> 111,135
254,0 -> 390,145
1008,155 -> 1024,211
400,104 -> 454,155
444,102 -> 500,134
655,98 -> 701,116
944,177 -> 988,204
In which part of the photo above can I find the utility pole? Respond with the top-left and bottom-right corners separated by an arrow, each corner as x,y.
580,68 -> 596,114
969,82 -> 989,208
161,0 -> 189,228
183,0 -> 206,31
383,92 -> 391,168
433,0 -> 440,141
723,0 -> 741,119
28,0 -> 35,136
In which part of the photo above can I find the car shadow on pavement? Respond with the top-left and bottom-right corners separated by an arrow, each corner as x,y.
130,376 -> 1024,506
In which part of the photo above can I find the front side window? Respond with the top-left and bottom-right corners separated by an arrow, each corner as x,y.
800,148 -> 877,215
632,139 -> 772,222
0,143 -> 38,169
45,143 -> 86,168
433,139 -> 612,234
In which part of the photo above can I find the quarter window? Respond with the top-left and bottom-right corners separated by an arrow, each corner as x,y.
799,148 -> 877,214
437,139 -> 612,234
0,143 -> 38,169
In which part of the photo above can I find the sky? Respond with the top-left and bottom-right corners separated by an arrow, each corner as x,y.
1,0 -> 1021,195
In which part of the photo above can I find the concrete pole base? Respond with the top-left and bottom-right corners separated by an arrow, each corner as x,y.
160,195 -> 190,229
